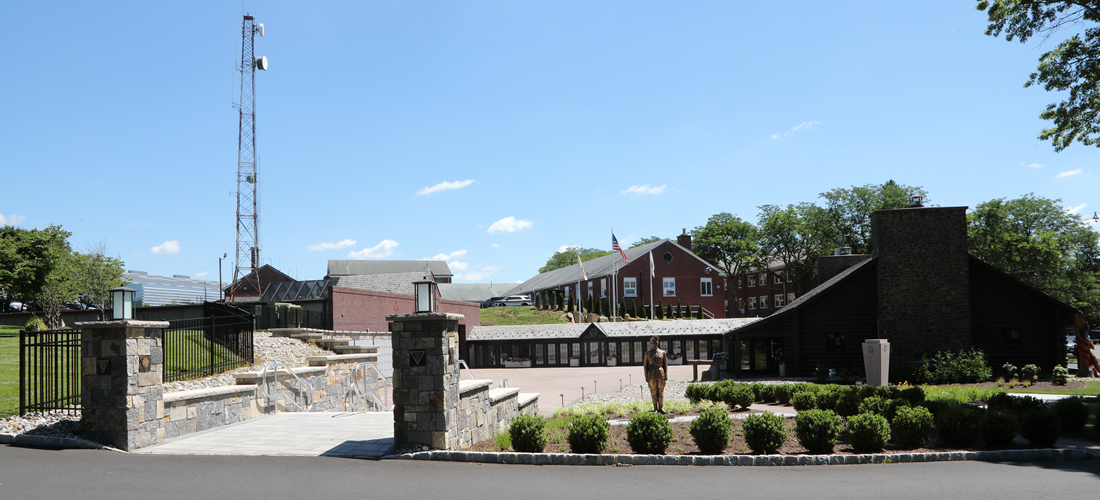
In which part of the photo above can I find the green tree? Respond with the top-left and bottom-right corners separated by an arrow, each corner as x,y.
629,236 -> 663,248
38,253 -> 79,328
0,225 -> 72,309
73,242 -> 127,320
978,0 -> 1100,151
691,213 -> 764,306
819,181 -> 928,254
968,193 -> 1100,315
539,247 -> 611,274
758,203 -> 838,294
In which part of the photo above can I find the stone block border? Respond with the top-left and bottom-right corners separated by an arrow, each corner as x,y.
0,432 -> 115,450
393,448 -> 1098,466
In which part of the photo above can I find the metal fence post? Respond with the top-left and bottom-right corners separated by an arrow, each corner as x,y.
19,330 -> 25,416
208,315 -> 216,377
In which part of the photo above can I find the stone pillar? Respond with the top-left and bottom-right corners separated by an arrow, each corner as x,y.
388,312 -> 462,450
77,320 -> 168,451
863,339 -> 890,386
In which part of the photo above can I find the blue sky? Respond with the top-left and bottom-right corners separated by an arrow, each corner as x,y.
2,1 -> 1097,285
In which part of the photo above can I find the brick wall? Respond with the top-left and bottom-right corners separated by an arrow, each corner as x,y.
872,206 -> 971,357
331,287 -> 480,332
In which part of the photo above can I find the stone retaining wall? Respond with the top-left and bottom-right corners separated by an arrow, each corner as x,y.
455,380 -> 539,450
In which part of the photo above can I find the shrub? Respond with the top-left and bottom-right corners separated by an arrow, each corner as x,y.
858,396 -> 888,417
685,384 -> 711,404
625,412 -> 674,454
892,405 -> 934,449
742,412 -> 788,454
1052,397 -> 1090,433
1001,362 -> 1018,380
1020,408 -> 1061,447
757,384 -> 776,403
1052,365 -> 1070,386
884,398 -> 911,422
791,391 -> 818,412
23,317 -> 46,332
930,349 -> 992,384
847,412 -> 891,452
919,400 -> 955,419
816,389 -> 840,411
795,409 -> 841,454
980,411 -> 1020,448
567,414 -> 610,454
935,406 -> 982,448
718,383 -> 755,410
509,414 -> 548,453
834,393 -> 862,417
1020,364 -> 1040,382
838,368 -> 852,385
891,357 -> 931,385
815,364 -> 830,382
749,383 -> 765,402
857,385 -> 878,400
774,384 -> 796,405
655,301 -> 664,319
901,386 -> 926,406
874,386 -> 902,400
689,407 -> 732,455
987,393 -> 1044,415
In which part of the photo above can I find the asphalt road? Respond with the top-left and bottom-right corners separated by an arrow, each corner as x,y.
1,445 -> 1097,499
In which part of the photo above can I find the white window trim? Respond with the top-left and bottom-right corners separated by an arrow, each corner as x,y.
759,295 -> 768,309
775,294 -> 785,308
748,275 -> 756,287
623,278 -> 637,297
700,278 -> 713,297
774,274 -> 783,284
663,277 -> 676,297
587,281 -> 594,298
747,297 -> 756,310
787,292 -> 795,302
600,278 -> 607,298
759,273 -> 767,285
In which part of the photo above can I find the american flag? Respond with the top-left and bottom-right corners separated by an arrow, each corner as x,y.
612,233 -> 630,264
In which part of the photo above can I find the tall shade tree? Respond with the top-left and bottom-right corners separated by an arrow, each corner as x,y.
539,247 -> 611,274
820,181 -> 928,254
691,213 -> 763,305
74,241 -> 128,320
0,225 -> 72,312
630,236 -> 663,248
968,194 -> 1100,315
757,203 -> 838,294
38,253 -> 79,328
977,0 -> 1100,151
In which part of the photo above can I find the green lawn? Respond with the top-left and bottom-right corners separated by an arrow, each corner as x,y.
164,329 -> 249,380
480,307 -> 571,326
0,335 -> 20,417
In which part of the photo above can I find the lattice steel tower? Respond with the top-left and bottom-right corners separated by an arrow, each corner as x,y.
231,14 -> 267,301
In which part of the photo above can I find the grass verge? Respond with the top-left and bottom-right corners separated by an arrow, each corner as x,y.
0,336 -> 19,417
480,307 -> 571,326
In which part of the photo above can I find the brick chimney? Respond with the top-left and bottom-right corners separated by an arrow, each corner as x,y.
871,205 -> 971,357
677,228 -> 691,250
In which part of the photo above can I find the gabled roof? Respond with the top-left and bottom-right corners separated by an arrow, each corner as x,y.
507,239 -> 724,295
335,271 -> 430,296
437,283 -> 517,302
259,279 -> 338,302
468,318 -> 760,342
327,260 -> 452,278
225,264 -> 294,295
967,256 -> 1076,313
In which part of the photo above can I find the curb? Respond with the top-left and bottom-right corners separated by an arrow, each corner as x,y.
393,448 -> 1099,466
1,432 -> 112,450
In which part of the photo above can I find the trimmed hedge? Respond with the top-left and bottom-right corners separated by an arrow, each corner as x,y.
509,414 -> 547,453
626,412 -> 674,455
567,414 -> 610,454
847,412 -> 890,452
794,409 -> 841,454
892,405 -> 934,449
742,412 -> 787,455
689,407 -> 732,455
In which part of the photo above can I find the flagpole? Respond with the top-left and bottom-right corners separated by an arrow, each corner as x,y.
611,227 -> 617,322
576,249 -> 582,320
649,251 -> 655,320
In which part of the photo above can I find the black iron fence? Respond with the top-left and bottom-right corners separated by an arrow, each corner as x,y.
163,312 -> 254,383
19,328 -> 82,416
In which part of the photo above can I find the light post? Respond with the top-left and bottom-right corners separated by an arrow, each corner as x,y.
413,278 -> 437,313
218,253 -> 227,302
109,286 -> 136,320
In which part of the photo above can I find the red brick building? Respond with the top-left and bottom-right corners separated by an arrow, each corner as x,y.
729,263 -> 815,319
509,234 -> 727,319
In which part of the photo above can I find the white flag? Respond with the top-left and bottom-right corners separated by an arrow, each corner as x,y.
648,251 -> 655,278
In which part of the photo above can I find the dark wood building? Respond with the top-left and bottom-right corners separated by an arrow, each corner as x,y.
727,205 -> 1075,379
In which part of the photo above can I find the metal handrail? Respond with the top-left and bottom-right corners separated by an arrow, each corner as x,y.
499,378 -> 509,388
347,362 -> 390,412
260,363 -> 314,413
457,360 -> 475,380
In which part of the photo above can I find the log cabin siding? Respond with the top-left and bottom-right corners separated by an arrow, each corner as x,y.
794,260 -> 879,377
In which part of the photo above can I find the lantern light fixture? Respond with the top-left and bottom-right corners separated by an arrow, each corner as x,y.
413,278 -> 437,313
110,286 -> 137,320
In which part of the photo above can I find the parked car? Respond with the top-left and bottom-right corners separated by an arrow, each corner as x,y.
491,295 -> 531,307
482,297 -> 506,309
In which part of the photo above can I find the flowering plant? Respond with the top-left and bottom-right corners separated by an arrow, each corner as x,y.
606,355 -> 617,360
503,356 -> 531,363
667,353 -> 683,360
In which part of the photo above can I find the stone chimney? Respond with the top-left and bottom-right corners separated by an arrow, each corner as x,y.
677,228 -> 691,250
871,205 -> 971,357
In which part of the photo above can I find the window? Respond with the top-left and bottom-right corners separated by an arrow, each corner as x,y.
738,278 -> 742,288
774,274 -> 783,284
759,295 -> 768,309
1002,329 -> 1022,349
775,294 -> 785,308
748,275 -> 756,287
623,278 -> 637,297
759,273 -> 767,285
787,292 -> 795,303
663,252 -> 673,263
826,333 -> 846,352
747,297 -> 756,310
700,278 -> 713,297
663,278 -> 676,296
600,278 -> 607,298
587,281 -> 594,298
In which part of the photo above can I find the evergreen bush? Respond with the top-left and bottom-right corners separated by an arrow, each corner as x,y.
718,383 -> 755,410
816,388 -> 840,411
892,405 -> 934,449
791,391 -> 818,411
675,299 -> 683,319
665,301 -> 673,319
980,411 -> 1020,448
1020,364 -> 1040,382
509,414 -> 548,453
847,412 -> 890,452
626,412 -> 674,454
901,386 -> 926,405
1052,365 -> 1070,385
655,301 -> 664,320
1020,408 -> 1061,447
24,317 -> 46,332
883,398 -> 911,422
795,409 -> 841,454
689,406 -> 732,455
1052,396 -> 1090,432
815,364 -> 830,382
834,393 -> 862,417
757,384 -> 776,403
935,406 -> 982,448
749,383 -> 765,402
567,414 -> 610,454
742,412 -> 787,454
1001,362 -> 1018,380
929,349 -> 992,384
858,396 -> 888,417
774,384 -> 796,405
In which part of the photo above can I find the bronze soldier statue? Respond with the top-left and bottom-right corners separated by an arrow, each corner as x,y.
643,336 -> 668,413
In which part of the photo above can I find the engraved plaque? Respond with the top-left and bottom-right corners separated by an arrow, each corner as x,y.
410,350 -> 426,366
139,356 -> 151,373
96,358 -> 111,375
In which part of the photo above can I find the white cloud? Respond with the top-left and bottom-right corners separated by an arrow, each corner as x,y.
308,238 -> 356,251
195,271 -> 210,278
620,184 -> 666,195
490,243 -> 501,249
424,249 -> 469,271
792,121 -> 821,132
770,134 -> 780,140
487,216 -> 533,234
347,239 -> 399,259
1026,163 -> 1044,169
0,214 -> 27,226
455,265 -> 499,282
416,179 -> 475,196
151,240 -> 181,255
557,245 -> 574,253
448,261 -> 469,271
1057,169 -> 1083,179
1066,203 -> 1088,214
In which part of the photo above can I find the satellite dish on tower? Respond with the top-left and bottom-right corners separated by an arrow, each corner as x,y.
255,56 -> 268,71
256,23 -> 264,37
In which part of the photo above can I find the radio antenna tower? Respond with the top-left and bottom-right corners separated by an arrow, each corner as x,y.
231,14 -> 267,302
